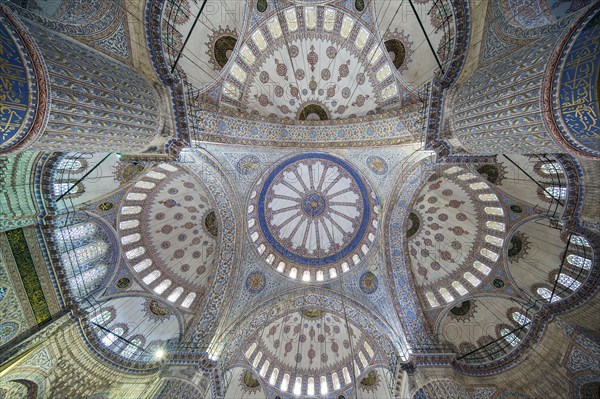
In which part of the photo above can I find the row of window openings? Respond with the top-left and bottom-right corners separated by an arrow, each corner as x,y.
537,272 -> 585,303
225,8 -> 399,101
90,311 -> 167,360
99,327 -> 144,359
425,261 -> 493,307
425,237 -> 591,308
501,311 -> 533,348
120,166 -> 177,195
132,258 -> 196,308
245,341 -> 374,395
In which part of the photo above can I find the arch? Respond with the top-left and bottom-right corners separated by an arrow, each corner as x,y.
48,211 -> 120,302
0,370 -> 47,399
219,288 -> 403,368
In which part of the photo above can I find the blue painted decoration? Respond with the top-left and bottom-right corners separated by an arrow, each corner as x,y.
0,15 -> 31,151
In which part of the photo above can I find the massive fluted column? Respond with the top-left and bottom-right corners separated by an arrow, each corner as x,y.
449,4 -> 599,158
0,5 -> 163,155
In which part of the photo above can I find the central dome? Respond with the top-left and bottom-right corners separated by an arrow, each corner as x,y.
247,153 -> 378,281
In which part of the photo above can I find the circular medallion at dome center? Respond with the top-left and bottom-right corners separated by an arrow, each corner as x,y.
302,192 -> 327,217
248,153 -> 379,281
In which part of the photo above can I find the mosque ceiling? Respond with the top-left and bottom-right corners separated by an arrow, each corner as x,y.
162,0 -> 455,123
117,163 -> 219,310
3,2 -> 600,397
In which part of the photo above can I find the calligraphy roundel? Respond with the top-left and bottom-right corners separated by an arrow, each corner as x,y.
0,9 -> 48,154
548,7 -> 600,158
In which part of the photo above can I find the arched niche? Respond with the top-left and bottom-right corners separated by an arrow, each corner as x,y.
487,155 -> 570,217
83,295 -> 182,367
0,371 -> 46,399
506,217 -> 595,306
436,295 -> 533,365
406,165 -> 506,309
216,289 -> 403,398
224,367 -> 265,399
47,153 -> 124,213
47,211 -> 119,301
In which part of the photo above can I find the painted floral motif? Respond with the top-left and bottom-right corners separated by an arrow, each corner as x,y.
246,271 -> 266,294
366,155 -> 389,175
0,321 -> 18,345
359,272 -> 379,294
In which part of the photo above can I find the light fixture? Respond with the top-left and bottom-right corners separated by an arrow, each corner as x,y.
153,348 -> 166,360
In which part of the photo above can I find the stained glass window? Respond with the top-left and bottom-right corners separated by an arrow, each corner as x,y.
544,187 -> 567,200
69,264 -> 108,295
53,182 -> 79,196
101,326 -> 124,346
567,254 -> 592,270
537,287 -> 561,302
425,292 -> 439,307
500,328 -> 521,347
464,272 -> 481,287
90,309 -> 114,325
62,241 -> 108,267
570,236 -> 591,247
540,163 -> 563,175
439,288 -> 454,303
557,273 -> 581,291
122,337 -> 143,358
54,222 -> 96,242
512,311 -> 531,326
56,158 -> 82,170
452,281 -> 468,296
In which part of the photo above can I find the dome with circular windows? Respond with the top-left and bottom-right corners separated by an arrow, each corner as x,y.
118,163 -> 220,310
247,153 -> 379,282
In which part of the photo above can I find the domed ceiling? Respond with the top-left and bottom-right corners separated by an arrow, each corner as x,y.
218,3 -> 418,119
407,166 -> 506,308
247,152 -> 379,281
118,163 -> 220,310
162,0 -> 455,121
243,309 -> 380,396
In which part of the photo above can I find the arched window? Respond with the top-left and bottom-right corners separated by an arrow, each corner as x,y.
62,240 -> 108,267
567,254 -> 592,270
69,264 -> 108,295
570,235 -> 590,247
281,373 -> 290,391
557,273 -> 581,291
307,377 -> 315,395
101,326 -> 124,347
544,187 -> 567,200
500,328 -> 521,347
56,158 -> 83,170
294,377 -> 302,395
452,281 -> 468,296
512,311 -> 531,326
53,182 -> 79,196
425,292 -> 439,307
320,376 -> 328,395
122,337 -> 143,359
439,288 -> 454,303
464,272 -> 481,287
540,163 -> 563,175
537,287 -> 561,303
54,222 -> 96,242
90,309 -> 114,325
